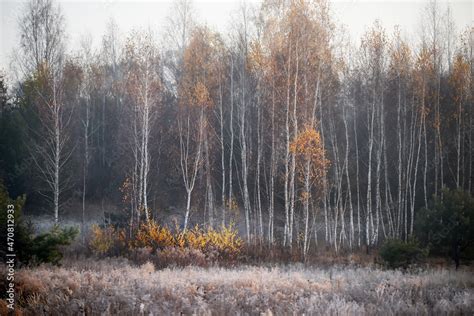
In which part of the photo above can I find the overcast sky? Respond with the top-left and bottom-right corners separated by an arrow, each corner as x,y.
1,0 -> 472,72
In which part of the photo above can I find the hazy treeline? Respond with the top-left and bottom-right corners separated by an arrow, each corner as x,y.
0,0 -> 472,251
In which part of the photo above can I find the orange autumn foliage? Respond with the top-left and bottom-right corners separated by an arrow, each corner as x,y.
290,126 -> 329,188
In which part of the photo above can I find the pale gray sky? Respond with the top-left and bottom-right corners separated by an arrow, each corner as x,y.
1,0 -> 472,72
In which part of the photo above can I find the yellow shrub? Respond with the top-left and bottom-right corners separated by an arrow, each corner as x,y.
89,224 -> 127,255
133,221 -> 176,250
209,224 -> 243,254
90,225 -> 115,255
177,223 -> 243,257
184,225 -> 208,250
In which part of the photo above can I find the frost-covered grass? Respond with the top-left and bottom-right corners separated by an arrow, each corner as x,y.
2,258 -> 473,315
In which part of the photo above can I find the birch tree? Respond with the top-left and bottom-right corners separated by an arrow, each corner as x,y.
178,27 -> 220,230
124,31 -> 162,222
18,0 -> 68,223
290,126 -> 328,256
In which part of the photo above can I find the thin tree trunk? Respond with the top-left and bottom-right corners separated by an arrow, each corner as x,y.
219,75 -> 226,226
184,189 -> 192,230
457,98 -> 462,188
343,105 -> 354,248
411,108 -> 423,237
53,82 -> 60,223
353,99 -> 361,247
142,72 -> 150,222
366,93 -> 376,247
303,161 -> 310,256
256,92 -> 263,239
397,75 -> 403,238
423,105 -> 428,209
289,42 -> 299,247
205,131 -> 214,227
268,78 -> 275,244
82,95 -> 90,243
228,59 -> 234,221
240,56 -> 251,241
283,40 -> 292,246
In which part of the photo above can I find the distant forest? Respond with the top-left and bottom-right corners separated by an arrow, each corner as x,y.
0,0 -> 472,252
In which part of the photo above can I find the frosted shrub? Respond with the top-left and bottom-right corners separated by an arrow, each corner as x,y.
140,261 -> 155,274
89,224 -> 126,256
156,247 -> 208,268
131,246 -> 154,264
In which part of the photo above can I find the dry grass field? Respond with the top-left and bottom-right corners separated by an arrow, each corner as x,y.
2,258 -> 473,315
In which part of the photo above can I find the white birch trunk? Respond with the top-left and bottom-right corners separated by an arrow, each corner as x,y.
228,59 -> 234,220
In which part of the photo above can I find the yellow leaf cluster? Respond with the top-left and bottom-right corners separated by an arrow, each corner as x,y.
133,221 -> 175,249
248,41 -> 267,73
179,224 -> 243,254
119,177 -> 132,205
290,125 -> 330,184
193,82 -> 212,108
90,224 -> 126,255
449,54 -> 470,104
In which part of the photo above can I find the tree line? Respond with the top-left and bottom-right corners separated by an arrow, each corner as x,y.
0,0 -> 472,252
